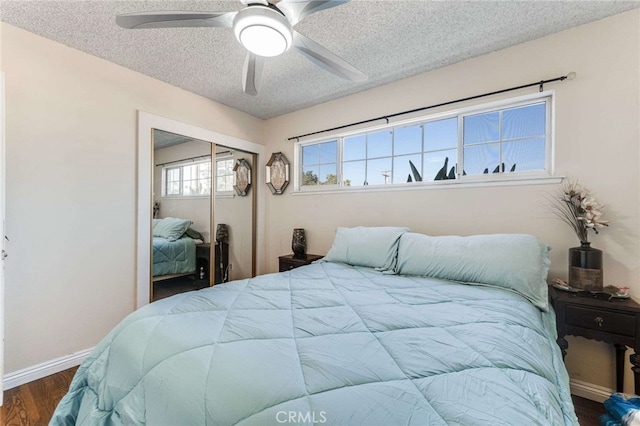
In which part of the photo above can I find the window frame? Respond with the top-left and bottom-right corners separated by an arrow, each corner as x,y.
161,156 -> 212,198
294,91 -> 557,193
214,155 -> 235,198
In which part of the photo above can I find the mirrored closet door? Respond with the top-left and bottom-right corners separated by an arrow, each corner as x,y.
151,130 -> 212,301
150,130 -> 256,302
212,146 -> 256,282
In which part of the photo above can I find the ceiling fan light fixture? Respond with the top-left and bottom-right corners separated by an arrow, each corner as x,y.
233,6 -> 293,57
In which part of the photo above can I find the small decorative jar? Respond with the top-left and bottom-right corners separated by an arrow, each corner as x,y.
292,228 -> 307,258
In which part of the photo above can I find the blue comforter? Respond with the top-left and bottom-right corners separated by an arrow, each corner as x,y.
152,236 -> 196,276
51,262 -> 577,425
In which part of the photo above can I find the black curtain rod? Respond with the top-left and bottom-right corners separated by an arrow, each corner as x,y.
288,72 -> 576,141
155,150 -> 234,167
155,154 -> 212,167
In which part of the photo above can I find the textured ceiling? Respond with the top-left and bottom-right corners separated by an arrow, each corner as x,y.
2,1 -> 639,119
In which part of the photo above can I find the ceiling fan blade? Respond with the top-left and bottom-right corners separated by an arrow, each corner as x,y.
116,11 -> 236,29
293,31 -> 367,82
276,0 -> 349,25
243,53 -> 265,96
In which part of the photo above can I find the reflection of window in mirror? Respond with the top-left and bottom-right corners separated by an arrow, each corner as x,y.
162,157 -> 211,197
215,155 -> 234,197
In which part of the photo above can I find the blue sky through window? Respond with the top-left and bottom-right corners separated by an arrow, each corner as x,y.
299,96 -> 548,189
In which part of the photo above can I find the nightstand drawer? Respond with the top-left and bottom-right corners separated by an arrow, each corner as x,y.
566,306 -> 636,336
278,254 -> 324,272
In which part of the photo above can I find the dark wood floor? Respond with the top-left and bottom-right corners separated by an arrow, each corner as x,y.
573,394 -> 605,426
152,275 -> 203,301
1,366 -> 606,425
1,366 -> 77,426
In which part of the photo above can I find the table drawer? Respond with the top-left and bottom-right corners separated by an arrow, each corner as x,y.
279,261 -> 297,272
566,306 -> 635,336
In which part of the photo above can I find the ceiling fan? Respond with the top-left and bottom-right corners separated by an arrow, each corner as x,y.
116,0 -> 368,96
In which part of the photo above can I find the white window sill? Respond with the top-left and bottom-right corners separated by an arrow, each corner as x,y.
160,195 -> 211,200
292,175 -> 563,196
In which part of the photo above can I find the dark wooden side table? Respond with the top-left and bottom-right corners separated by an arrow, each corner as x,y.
278,254 -> 323,272
550,285 -> 640,393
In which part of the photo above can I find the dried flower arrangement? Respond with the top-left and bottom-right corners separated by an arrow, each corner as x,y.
550,180 -> 609,243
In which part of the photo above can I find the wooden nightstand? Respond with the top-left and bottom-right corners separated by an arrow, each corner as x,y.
550,285 -> 640,393
278,254 -> 323,272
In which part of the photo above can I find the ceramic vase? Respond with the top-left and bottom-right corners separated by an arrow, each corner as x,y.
569,241 -> 603,291
292,228 -> 307,258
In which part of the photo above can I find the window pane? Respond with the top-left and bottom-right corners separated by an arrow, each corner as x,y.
394,125 -> 422,156
319,164 -> 337,185
343,161 -> 366,186
503,103 -> 546,140
301,166 -> 319,186
463,112 -> 499,145
198,177 -> 211,195
319,141 -> 337,164
167,181 -> 180,195
367,157 -> 393,185
182,180 -> 193,196
224,175 -> 234,191
167,168 -> 180,182
183,165 -> 193,180
302,145 -> 318,166
424,149 -> 457,181
463,143 -> 501,175
502,138 -> 546,172
344,135 -> 366,161
367,130 -> 392,158
198,163 -> 210,178
424,118 -> 457,151
393,154 -> 422,183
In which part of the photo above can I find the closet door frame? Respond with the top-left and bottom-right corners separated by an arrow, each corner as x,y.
137,111 -> 264,308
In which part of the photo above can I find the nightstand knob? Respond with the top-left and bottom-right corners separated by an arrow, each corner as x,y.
594,316 -> 604,327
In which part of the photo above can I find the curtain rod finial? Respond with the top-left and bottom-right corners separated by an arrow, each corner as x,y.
566,71 -> 577,80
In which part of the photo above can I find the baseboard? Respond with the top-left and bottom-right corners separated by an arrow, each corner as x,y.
571,378 -> 614,403
3,348 -> 93,390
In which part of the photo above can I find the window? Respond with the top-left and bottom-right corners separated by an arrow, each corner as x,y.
163,158 -> 211,197
301,140 -> 338,186
296,93 -> 551,191
216,157 -> 235,194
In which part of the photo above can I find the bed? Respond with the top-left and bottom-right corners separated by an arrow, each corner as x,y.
152,236 -> 197,277
51,228 -> 578,425
152,217 -> 202,278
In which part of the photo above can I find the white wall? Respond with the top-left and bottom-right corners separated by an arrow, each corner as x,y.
0,23 -> 264,374
263,11 -> 640,392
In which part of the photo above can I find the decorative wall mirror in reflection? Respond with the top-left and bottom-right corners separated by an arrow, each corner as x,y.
266,152 -> 290,195
233,158 -> 252,196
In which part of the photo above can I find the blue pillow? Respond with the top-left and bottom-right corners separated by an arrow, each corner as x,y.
395,233 -> 550,310
152,217 -> 193,242
323,226 -> 409,271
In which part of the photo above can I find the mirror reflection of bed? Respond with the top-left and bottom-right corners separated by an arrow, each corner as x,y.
151,129 -> 255,301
